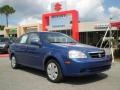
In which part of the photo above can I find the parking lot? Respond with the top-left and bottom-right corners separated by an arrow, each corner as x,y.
0,56 -> 120,90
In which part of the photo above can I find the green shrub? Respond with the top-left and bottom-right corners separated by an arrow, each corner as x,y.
0,25 -> 5,30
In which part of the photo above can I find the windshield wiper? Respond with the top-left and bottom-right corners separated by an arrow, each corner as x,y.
50,42 -> 77,43
50,42 -> 62,43
62,41 -> 78,43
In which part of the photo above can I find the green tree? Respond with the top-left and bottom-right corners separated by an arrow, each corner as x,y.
0,25 -> 5,30
0,7 -> 3,25
1,5 -> 15,26
0,7 -> 1,13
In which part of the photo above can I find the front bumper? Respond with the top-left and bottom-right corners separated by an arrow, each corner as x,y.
0,47 -> 8,52
62,55 -> 112,76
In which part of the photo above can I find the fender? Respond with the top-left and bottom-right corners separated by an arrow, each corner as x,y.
42,50 -> 67,74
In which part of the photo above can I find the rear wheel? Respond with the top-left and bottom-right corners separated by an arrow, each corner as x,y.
11,56 -> 19,69
46,59 -> 63,83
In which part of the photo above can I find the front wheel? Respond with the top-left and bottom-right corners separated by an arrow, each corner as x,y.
46,60 -> 63,83
11,56 -> 19,69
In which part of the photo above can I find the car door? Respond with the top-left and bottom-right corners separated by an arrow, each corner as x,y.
14,34 -> 29,65
25,33 -> 45,69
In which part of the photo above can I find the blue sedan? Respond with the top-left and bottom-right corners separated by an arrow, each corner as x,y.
9,32 -> 112,82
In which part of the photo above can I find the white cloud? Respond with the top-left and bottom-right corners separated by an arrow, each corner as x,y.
108,6 -> 120,19
19,17 -> 42,25
47,0 -> 105,21
1,0 -> 119,25
67,0 -> 105,21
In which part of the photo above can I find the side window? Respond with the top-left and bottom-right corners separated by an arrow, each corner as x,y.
27,33 -> 40,44
19,34 -> 28,44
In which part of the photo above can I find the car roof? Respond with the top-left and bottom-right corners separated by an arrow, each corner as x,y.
0,37 -> 9,39
26,31 -> 61,35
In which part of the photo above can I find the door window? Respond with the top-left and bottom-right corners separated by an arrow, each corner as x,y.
19,34 -> 28,44
27,33 -> 40,44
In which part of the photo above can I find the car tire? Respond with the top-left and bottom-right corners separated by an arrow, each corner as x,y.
11,56 -> 19,69
46,59 -> 63,83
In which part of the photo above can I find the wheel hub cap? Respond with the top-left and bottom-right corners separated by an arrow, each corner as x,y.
11,57 -> 16,67
47,63 -> 58,80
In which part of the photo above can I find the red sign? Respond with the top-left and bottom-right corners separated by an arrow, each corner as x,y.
54,3 -> 62,11
111,22 -> 120,28
42,10 -> 79,41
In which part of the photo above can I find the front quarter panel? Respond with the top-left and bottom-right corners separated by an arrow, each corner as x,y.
42,44 -> 69,72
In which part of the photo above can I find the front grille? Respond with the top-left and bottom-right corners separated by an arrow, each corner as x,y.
88,65 -> 111,72
89,51 -> 105,58
0,47 -> 3,49
79,65 -> 111,73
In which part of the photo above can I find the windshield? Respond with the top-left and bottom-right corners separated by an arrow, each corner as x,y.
40,32 -> 77,43
0,38 -> 9,42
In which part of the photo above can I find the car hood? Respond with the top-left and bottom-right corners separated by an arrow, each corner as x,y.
51,43 -> 102,52
0,42 -> 6,44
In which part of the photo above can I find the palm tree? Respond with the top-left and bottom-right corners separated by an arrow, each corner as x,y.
1,5 -> 15,26
0,7 -> 2,25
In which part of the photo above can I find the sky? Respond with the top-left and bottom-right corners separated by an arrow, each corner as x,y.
0,0 -> 120,26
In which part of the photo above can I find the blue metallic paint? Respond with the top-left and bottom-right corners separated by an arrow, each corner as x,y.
9,32 -> 112,76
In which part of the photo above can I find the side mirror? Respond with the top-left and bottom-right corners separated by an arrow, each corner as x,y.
31,41 -> 42,47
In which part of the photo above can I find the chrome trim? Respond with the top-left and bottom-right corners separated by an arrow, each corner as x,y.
88,51 -> 105,54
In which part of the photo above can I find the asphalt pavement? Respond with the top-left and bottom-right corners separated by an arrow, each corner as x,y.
0,57 -> 120,90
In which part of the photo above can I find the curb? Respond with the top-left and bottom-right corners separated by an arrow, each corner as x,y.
0,54 -> 9,58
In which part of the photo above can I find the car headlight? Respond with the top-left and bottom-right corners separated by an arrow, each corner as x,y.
0,44 -> 6,47
69,50 -> 87,59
